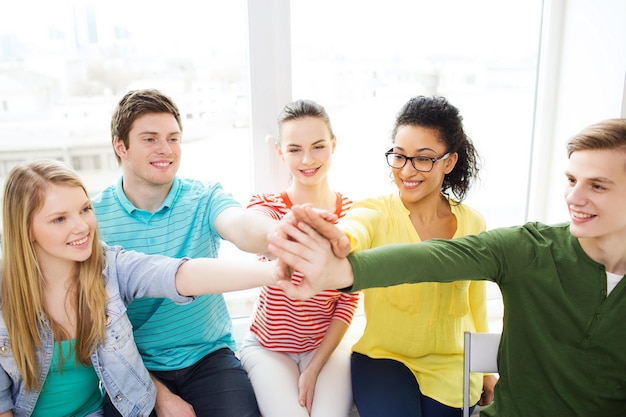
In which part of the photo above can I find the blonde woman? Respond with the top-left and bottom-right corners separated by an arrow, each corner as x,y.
0,159 -> 279,417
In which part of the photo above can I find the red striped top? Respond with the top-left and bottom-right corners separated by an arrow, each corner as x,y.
247,191 -> 360,353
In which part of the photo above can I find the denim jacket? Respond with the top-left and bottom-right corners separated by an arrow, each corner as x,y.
0,245 -> 193,417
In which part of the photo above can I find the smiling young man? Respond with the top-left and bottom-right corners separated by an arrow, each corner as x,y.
268,118 -> 626,417
92,89 -> 277,417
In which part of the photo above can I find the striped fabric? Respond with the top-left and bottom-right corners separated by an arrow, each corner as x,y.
247,192 -> 360,353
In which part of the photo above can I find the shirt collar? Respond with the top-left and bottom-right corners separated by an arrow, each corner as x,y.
114,176 -> 180,214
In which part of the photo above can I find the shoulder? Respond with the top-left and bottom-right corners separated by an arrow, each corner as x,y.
451,202 -> 486,224
351,194 -> 395,210
335,192 -> 354,213
174,177 -> 240,211
91,184 -> 117,206
246,192 -> 288,220
520,221 -> 570,240
248,192 -> 285,208
177,177 -> 228,196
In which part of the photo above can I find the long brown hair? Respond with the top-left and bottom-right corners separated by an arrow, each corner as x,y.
1,159 -> 108,389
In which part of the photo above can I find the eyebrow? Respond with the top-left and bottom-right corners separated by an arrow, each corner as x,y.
137,130 -> 181,136
286,139 -> 327,147
43,210 -> 67,219
565,171 -> 615,184
391,146 -> 437,153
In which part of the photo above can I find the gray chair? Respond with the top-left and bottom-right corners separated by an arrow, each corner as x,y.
463,332 -> 501,417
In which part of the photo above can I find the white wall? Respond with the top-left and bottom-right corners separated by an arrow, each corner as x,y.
527,0 -> 626,223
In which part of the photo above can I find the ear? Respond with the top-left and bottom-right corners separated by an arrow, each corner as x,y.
113,137 -> 128,159
275,141 -> 287,161
444,152 -> 459,174
331,135 -> 337,153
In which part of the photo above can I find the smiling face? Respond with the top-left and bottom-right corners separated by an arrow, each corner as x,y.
277,116 -> 336,186
565,148 -> 626,243
114,112 -> 182,189
31,184 -> 96,271
390,125 -> 457,206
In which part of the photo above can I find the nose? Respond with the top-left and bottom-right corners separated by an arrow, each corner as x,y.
301,150 -> 315,164
564,182 -> 586,207
156,138 -> 173,154
401,160 -> 419,175
71,214 -> 91,234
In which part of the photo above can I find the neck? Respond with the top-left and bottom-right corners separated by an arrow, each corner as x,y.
579,235 -> 626,275
403,192 -> 450,224
286,180 -> 336,212
122,175 -> 172,213
36,254 -> 75,288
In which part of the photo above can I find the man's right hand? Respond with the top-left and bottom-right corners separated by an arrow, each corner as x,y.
153,377 -> 196,417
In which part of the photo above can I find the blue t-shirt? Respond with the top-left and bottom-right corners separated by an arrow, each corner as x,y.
92,176 -> 241,370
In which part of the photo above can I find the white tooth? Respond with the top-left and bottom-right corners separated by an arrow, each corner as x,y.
70,237 -> 88,246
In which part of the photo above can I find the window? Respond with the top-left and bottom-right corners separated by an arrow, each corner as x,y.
0,0 -> 250,196
3,1 -> 624,324
0,1 -> 541,324
290,0 -> 543,228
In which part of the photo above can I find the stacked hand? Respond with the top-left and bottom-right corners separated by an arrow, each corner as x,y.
268,204 -> 355,299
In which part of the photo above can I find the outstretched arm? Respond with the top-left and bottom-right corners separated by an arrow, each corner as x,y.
174,257 -> 276,296
215,206 -> 278,254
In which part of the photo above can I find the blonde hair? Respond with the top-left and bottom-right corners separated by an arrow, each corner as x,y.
1,159 -> 108,389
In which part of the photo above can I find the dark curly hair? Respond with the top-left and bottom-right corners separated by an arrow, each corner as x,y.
391,95 -> 480,201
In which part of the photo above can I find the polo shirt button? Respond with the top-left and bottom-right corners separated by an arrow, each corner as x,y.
116,394 -> 123,402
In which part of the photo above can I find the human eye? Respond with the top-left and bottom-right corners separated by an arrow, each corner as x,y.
81,205 -> 93,214
416,156 -> 434,163
52,216 -> 65,224
591,182 -> 607,191
168,136 -> 180,143
392,153 -> 406,162
287,148 -> 301,154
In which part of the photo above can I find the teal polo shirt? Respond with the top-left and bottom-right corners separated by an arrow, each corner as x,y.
92,176 -> 241,370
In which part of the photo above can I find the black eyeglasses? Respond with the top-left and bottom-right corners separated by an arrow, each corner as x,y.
385,149 -> 450,172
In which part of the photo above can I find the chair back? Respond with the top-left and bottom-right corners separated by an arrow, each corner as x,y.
463,331 -> 501,417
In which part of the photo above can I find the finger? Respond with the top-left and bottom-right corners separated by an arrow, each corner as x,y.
267,240 -> 309,272
331,235 -> 351,257
272,259 -> 293,281
291,203 -> 313,221
305,390 -> 314,414
279,221 -> 327,255
309,206 -> 338,222
275,278 -> 314,300
301,206 -> 345,239
294,220 -> 331,245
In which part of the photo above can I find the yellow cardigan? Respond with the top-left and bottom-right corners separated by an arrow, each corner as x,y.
340,194 -> 489,407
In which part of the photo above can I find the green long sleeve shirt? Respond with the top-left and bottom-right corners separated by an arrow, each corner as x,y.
346,222 -> 626,417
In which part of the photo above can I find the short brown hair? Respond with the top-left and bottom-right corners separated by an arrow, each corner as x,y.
567,118 -> 626,157
110,89 -> 182,163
